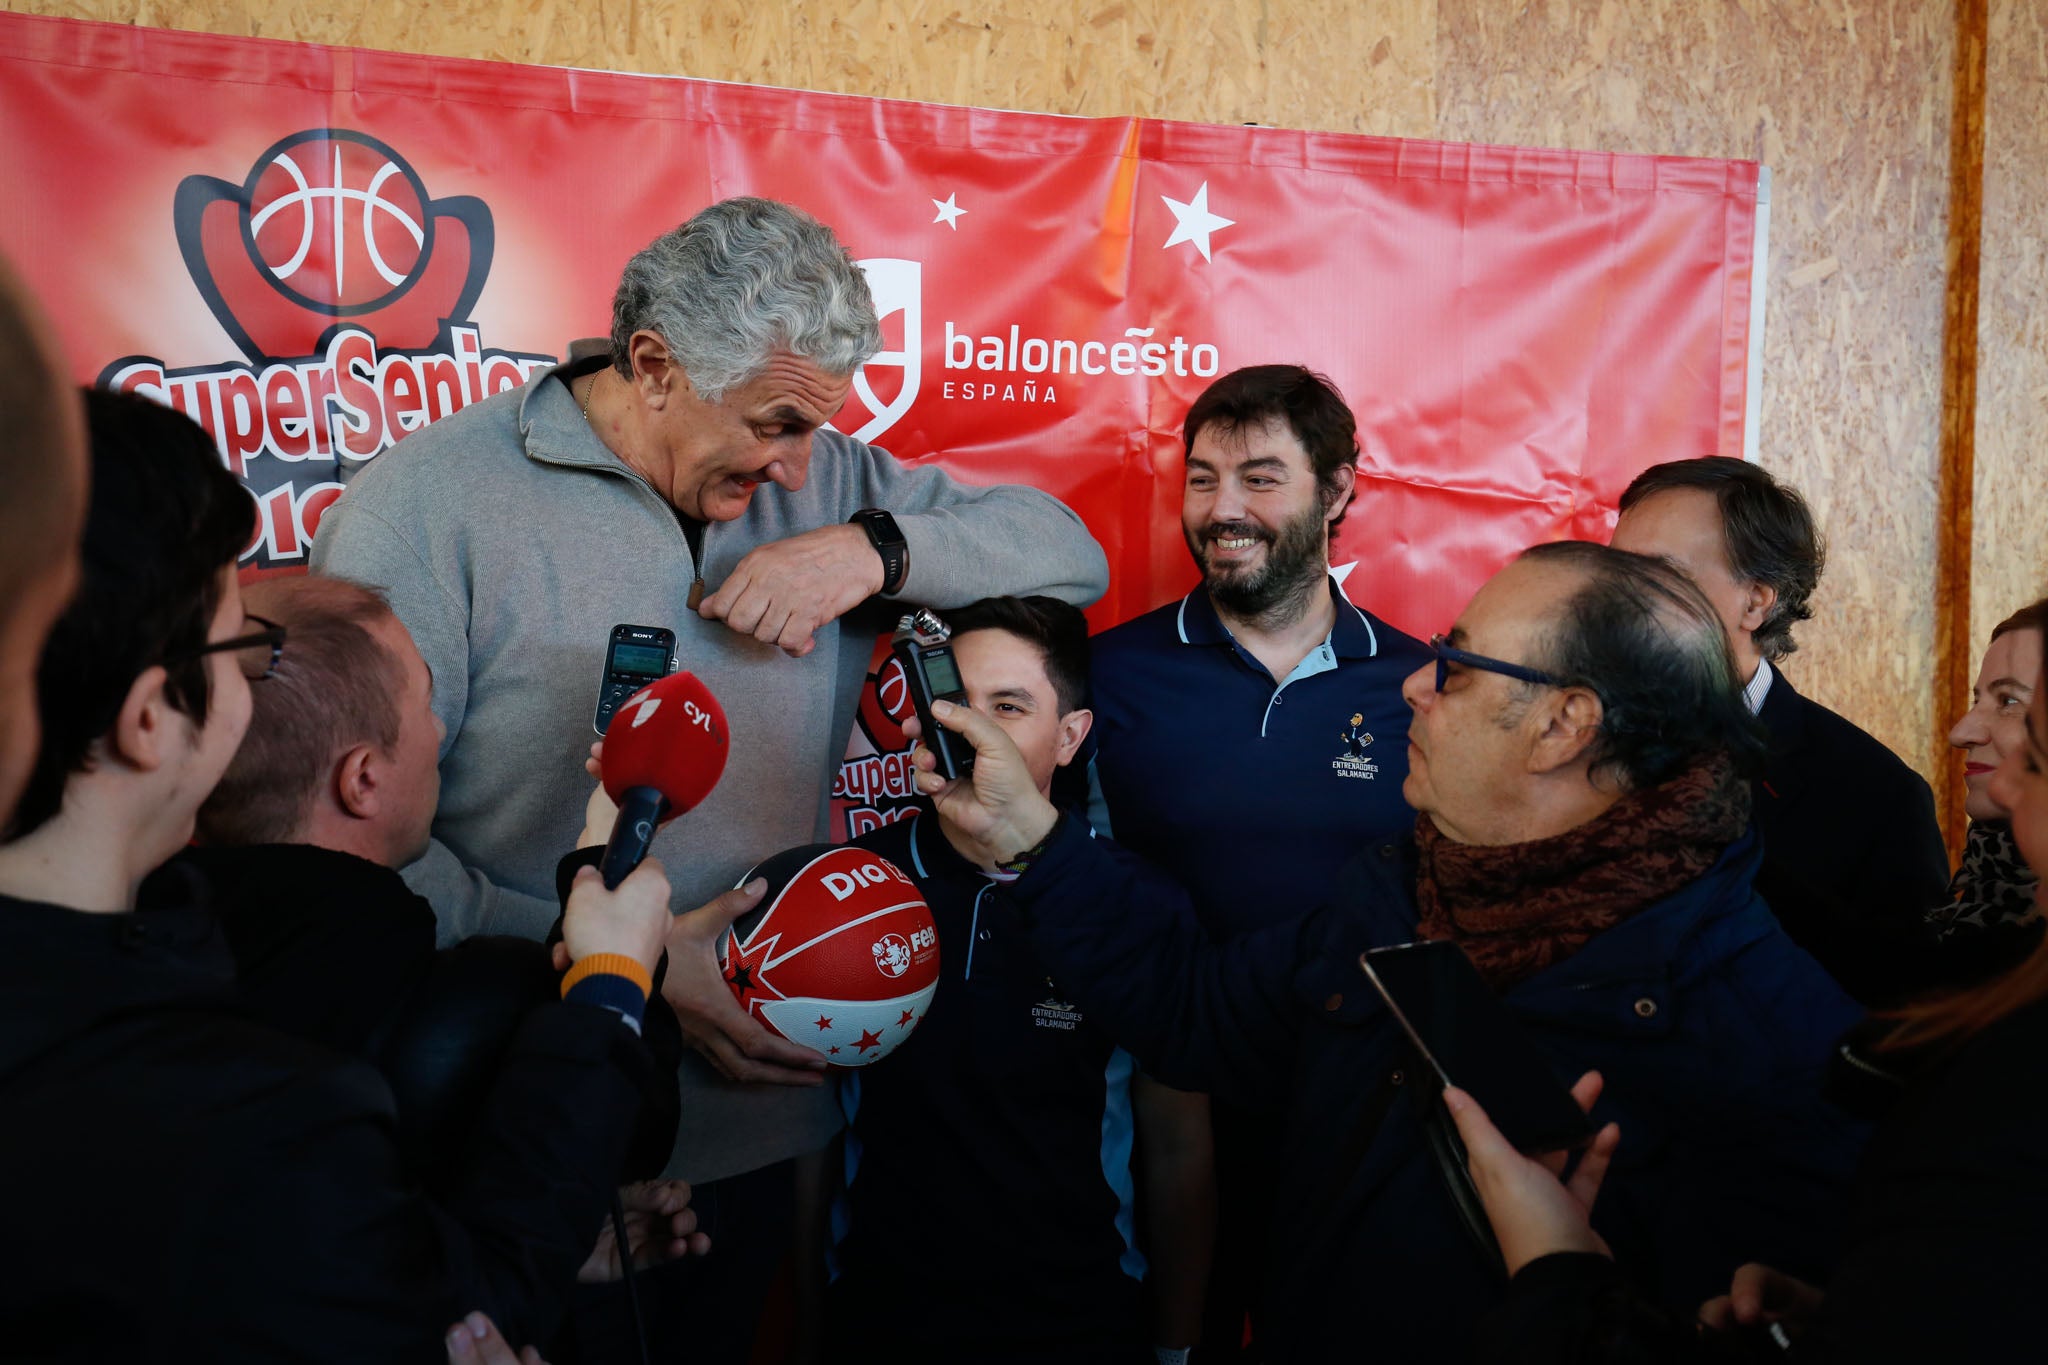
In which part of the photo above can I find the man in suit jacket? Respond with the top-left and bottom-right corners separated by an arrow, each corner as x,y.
1612,457 -> 1949,1005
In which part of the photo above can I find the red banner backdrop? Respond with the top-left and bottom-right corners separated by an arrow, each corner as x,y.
0,13 -> 1758,838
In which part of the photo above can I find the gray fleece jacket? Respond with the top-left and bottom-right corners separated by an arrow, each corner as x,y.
310,359 -> 1108,1181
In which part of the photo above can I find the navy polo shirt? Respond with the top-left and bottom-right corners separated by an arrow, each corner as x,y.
1089,577 -> 1430,940
831,810 -> 1146,1359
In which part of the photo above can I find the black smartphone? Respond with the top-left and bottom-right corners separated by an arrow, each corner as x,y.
891,608 -> 974,780
1359,940 -> 1596,1154
594,623 -> 677,735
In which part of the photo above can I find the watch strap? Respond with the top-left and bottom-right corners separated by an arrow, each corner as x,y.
851,508 -> 909,595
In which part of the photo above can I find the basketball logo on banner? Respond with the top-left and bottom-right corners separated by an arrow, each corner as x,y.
172,129 -> 503,361
100,128 -> 556,570
835,644 -> 926,839
244,133 -> 432,312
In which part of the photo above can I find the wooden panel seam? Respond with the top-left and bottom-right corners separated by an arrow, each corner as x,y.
1937,0 -> 1989,860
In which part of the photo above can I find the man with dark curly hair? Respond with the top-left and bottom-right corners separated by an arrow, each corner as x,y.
1611,456 -> 1948,1006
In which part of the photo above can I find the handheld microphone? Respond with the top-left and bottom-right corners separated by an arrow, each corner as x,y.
596,671 -> 731,888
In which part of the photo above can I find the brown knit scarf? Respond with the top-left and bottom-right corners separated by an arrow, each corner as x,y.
1412,753 -> 1752,991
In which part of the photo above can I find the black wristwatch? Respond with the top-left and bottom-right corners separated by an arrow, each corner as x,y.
850,508 -> 909,595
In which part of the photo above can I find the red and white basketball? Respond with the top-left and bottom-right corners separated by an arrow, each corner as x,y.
721,844 -> 939,1067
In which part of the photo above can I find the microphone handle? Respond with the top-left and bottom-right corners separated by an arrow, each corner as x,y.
599,786 -> 671,889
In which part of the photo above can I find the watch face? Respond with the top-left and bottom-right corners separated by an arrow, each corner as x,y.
859,510 -> 905,547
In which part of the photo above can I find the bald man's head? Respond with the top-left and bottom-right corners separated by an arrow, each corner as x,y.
1513,540 -> 1765,790
0,255 -> 88,830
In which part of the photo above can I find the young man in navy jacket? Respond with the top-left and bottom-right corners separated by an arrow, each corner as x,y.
901,544 -> 1871,1365
829,595 -> 1205,1364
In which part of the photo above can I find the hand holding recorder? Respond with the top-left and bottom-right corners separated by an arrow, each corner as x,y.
1361,940 -> 1617,1276
905,698 -> 1059,871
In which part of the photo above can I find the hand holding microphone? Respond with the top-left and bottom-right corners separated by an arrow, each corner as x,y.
558,671 -> 730,982
593,671 -> 730,888
563,859 -> 673,978
582,671 -> 828,1083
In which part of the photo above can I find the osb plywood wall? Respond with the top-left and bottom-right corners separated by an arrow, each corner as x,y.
1976,0 -> 2048,652
9,0 -> 2038,813
1432,0 -> 1958,801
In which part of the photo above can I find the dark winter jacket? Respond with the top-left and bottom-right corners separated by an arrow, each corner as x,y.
145,842 -> 681,1185
0,877 -> 651,1362
1475,996 -> 2048,1363
830,811 -> 1146,1362
1753,671 -> 1951,1005
1007,816 -> 1870,1363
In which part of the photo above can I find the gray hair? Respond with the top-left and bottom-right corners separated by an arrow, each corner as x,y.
609,197 -> 882,400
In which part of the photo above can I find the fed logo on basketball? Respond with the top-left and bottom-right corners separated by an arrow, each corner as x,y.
721,845 -> 940,1067
872,934 -> 914,978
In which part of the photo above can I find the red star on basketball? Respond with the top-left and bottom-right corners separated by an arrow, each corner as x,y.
897,1009 -> 916,1028
828,1045 -> 841,1055
814,1015 -> 834,1030
722,929 -> 783,1011
853,1028 -> 884,1054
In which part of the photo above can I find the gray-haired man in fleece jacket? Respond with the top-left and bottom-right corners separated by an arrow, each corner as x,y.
313,196 -> 1108,1362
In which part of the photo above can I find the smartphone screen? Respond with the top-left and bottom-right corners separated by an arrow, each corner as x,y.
1360,941 -> 1595,1154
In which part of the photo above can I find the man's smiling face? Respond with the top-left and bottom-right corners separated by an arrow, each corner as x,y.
1179,416 -> 1337,615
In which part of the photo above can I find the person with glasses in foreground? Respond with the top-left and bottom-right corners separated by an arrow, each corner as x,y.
859,539 -> 1870,1365
0,390 -> 679,1361
1450,596 -> 2048,1363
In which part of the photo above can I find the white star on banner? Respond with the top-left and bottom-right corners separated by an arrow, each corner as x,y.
932,193 -> 968,229
1161,182 -> 1234,262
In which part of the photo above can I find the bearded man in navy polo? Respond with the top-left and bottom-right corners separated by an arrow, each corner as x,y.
1084,364 -> 1431,1359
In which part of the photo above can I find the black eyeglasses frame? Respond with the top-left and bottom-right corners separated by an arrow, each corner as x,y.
1427,633 -> 1564,694
167,613 -> 288,682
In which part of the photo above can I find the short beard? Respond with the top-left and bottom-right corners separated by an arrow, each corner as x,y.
1188,499 -> 1331,625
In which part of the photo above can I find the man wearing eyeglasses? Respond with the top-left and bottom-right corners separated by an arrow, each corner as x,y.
881,540 -> 1869,1365
0,389 -> 686,1358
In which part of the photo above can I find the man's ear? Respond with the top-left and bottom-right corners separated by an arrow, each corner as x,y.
626,330 -> 681,407
105,665 -> 176,774
1735,580 -> 1778,639
1053,708 -> 1094,768
332,743 -> 381,821
1322,464 -> 1357,528
1527,687 -> 1603,777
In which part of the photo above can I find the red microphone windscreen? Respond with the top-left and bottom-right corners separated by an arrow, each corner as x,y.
599,671 -> 730,819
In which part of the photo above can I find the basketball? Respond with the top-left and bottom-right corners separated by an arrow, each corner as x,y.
721,844 -> 940,1067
